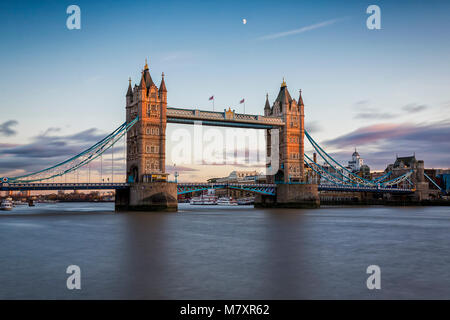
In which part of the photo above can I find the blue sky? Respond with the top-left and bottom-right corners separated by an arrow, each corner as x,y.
1,0 -> 450,181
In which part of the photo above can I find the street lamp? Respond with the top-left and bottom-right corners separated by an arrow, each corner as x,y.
174,163 -> 179,183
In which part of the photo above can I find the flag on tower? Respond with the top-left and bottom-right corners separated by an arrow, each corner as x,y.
209,95 -> 215,111
240,98 -> 245,104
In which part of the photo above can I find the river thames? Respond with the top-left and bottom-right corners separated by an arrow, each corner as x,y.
1,203 -> 449,299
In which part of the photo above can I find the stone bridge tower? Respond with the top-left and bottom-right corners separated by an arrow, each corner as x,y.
257,79 -> 319,208
117,60 -> 177,212
125,60 -> 167,183
265,79 -> 305,183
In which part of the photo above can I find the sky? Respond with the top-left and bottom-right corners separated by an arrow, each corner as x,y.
0,0 -> 450,182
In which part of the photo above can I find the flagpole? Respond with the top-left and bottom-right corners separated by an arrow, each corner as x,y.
213,98 -> 215,111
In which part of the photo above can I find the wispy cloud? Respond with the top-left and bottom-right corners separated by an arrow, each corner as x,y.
402,103 -> 428,113
353,101 -> 428,119
354,110 -> 397,120
258,18 -> 346,40
0,120 -> 18,137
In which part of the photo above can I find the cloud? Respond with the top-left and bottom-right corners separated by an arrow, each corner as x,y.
41,127 -> 61,136
0,143 -> 20,148
166,165 -> 198,173
306,121 -> 321,134
0,127 -> 112,176
322,120 -> 450,169
258,18 -> 345,40
0,120 -> 18,137
354,109 -> 397,120
402,103 -> 428,113
354,100 -> 370,106
353,101 -> 429,119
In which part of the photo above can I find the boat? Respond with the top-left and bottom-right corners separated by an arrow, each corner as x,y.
1,198 -> 13,211
217,197 -> 238,206
237,197 -> 255,205
190,189 -> 218,205
28,199 -> 35,207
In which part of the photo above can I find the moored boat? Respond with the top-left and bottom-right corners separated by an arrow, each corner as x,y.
190,189 -> 218,205
217,197 -> 238,206
237,197 -> 255,205
1,198 -> 13,211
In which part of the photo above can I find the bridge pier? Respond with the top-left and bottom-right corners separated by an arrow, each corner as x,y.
255,183 -> 320,208
115,182 -> 178,212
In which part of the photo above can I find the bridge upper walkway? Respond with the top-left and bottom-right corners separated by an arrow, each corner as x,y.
167,107 -> 284,129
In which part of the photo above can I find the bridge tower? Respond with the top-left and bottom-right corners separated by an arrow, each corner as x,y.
265,79 -> 305,183
125,60 -> 167,182
117,60 -> 177,211
258,79 -> 319,208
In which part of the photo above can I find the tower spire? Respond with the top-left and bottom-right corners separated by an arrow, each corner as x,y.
281,77 -> 286,87
139,71 -> 146,89
126,77 -> 133,96
264,93 -> 271,116
159,72 -> 167,92
298,89 -> 304,106
144,58 -> 149,70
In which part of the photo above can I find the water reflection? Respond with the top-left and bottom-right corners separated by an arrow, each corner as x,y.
1,203 -> 450,299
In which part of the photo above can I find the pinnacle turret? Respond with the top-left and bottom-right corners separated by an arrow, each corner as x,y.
264,93 -> 270,109
126,77 -> 133,96
298,89 -> 304,106
159,72 -> 167,92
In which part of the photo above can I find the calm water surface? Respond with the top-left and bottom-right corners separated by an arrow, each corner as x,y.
1,202 -> 449,299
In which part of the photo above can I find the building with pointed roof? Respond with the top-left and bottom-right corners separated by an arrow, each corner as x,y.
125,59 -> 168,183
265,79 -> 305,183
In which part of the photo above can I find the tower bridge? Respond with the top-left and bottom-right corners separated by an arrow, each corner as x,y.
1,61 -> 429,210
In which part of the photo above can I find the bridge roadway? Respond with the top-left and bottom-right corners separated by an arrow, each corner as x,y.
1,182 -> 414,195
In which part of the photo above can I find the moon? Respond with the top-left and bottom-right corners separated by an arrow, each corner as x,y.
242,18 -> 247,25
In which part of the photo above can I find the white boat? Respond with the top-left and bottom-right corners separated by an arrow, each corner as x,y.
190,189 -> 218,205
1,198 -> 13,211
217,197 -> 238,206
237,197 -> 255,205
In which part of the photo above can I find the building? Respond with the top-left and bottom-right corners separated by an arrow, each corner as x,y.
359,164 -> 371,180
216,170 -> 259,183
264,80 -> 305,183
348,149 -> 364,172
125,59 -> 167,183
385,154 -> 435,200
393,155 -> 417,169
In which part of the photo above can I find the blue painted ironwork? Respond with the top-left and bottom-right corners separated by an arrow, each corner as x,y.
424,172 -> 443,191
304,130 -> 415,189
318,184 -> 414,194
177,183 -> 276,196
0,182 -> 129,191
